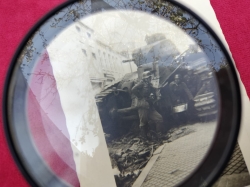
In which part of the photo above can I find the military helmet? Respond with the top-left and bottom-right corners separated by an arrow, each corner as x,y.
174,74 -> 181,79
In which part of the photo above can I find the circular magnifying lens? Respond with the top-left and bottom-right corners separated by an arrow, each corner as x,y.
4,1 -> 241,187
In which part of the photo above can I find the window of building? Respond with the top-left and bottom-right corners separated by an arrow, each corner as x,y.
82,49 -> 87,56
75,26 -> 81,32
112,56 -> 116,70
92,53 -> 96,59
108,54 -> 113,70
103,52 -> 108,68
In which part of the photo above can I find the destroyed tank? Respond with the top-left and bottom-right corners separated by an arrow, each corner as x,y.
95,35 -> 218,137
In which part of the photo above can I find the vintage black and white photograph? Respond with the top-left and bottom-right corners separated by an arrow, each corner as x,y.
78,10 -> 219,187
14,1 -> 231,187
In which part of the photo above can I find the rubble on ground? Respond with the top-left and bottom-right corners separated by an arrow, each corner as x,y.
105,125 -> 195,187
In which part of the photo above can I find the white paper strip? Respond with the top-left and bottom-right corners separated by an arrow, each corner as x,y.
176,0 -> 250,173
47,22 -> 116,187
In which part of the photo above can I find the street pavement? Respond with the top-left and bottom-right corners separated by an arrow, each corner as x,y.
135,122 -> 217,187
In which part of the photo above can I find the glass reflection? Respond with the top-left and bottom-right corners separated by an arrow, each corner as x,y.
12,1 -> 229,187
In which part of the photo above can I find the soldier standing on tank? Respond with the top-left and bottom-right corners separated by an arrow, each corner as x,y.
131,71 -> 164,137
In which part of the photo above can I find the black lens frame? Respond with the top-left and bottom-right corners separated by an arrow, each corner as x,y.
3,0 -> 241,187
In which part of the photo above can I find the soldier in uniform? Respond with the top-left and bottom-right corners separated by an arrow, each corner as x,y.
169,74 -> 193,105
169,74 -> 194,124
131,71 -> 164,137
183,68 -> 200,96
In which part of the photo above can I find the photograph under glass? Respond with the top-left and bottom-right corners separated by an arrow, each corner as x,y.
8,1 -> 233,187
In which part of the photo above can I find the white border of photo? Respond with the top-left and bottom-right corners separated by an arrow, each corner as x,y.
176,0 -> 250,174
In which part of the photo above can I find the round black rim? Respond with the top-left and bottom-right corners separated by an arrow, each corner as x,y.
3,0 -> 241,187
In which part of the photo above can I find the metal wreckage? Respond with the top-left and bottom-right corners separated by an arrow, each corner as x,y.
95,35 -> 218,186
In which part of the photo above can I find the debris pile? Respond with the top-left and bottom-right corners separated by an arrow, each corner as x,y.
106,126 -> 195,187
106,132 -> 169,187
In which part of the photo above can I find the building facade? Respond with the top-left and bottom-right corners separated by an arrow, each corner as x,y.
76,21 -> 137,95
